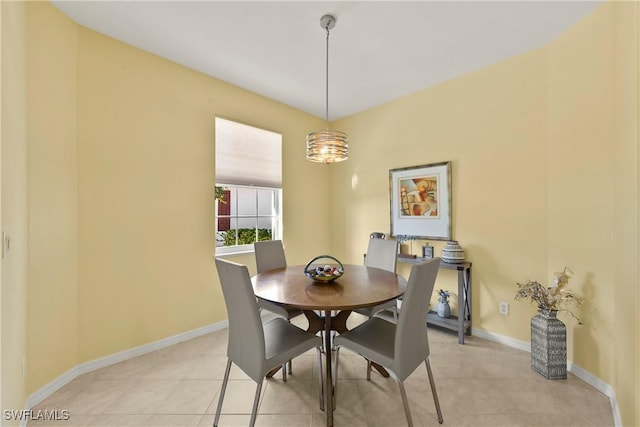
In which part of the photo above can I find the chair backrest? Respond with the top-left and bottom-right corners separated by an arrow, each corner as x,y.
215,257 -> 266,382
393,257 -> 441,381
254,240 -> 287,273
365,238 -> 398,273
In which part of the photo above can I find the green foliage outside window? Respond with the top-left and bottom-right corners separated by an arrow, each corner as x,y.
222,228 -> 272,246
215,186 -> 227,203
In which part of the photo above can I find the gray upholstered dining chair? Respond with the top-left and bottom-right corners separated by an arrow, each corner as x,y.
354,238 -> 400,378
214,258 -> 324,427
254,240 -> 304,375
333,257 -> 444,426
355,238 -> 399,319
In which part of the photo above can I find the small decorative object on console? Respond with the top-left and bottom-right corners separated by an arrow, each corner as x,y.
422,243 -> 434,258
304,255 -> 344,283
397,234 -> 418,258
441,240 -> 465,263
436,289 -> 451,318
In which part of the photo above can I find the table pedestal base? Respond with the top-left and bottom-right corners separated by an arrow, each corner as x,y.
265,308 -> 390,427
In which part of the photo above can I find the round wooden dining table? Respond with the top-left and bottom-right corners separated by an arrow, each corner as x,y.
252,264 -> 407,427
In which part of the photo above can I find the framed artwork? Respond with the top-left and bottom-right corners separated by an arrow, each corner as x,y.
389,161 -> 452,240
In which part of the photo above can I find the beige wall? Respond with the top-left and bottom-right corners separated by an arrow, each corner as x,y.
25,1 -> 79,395
547,0 -> 615,383
611,2 -> 640,425
4,0 -> 329,406
75,26 -> 329,362
333,2 -> 638,425
331,44 -> 549,333
1,1 -> 29,421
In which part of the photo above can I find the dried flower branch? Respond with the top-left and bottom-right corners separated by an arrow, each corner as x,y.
515,267 -> 584,324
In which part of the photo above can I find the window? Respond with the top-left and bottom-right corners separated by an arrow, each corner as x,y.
215,117 -> 282,254
215,184 -> 281,250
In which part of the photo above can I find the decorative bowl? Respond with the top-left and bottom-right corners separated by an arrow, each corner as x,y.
304,255 -> 344,283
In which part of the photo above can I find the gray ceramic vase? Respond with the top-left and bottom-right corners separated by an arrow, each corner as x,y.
441,240 -> 465,264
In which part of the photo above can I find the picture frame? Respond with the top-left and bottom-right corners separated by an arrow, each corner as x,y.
389,161 -> 452,240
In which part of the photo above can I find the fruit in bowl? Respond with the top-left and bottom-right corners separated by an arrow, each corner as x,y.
304,256 -> 344,283
314,265 -> 341,277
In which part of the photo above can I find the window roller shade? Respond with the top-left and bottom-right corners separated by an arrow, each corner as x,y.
215,118 -> 282,188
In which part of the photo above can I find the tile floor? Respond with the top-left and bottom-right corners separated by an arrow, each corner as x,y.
30,314 -> 614,427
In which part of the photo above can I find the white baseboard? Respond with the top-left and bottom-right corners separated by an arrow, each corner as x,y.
22,319 -> 230,426
471,327 -> 531,352
471,327 -> 622,427
568,361 -> 622,427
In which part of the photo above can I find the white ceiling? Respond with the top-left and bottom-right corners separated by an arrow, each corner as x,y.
52,1 -> 601,121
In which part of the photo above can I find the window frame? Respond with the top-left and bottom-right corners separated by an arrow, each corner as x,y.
215,183 -> 282,255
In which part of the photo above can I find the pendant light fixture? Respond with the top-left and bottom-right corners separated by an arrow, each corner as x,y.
306,14 -> 349,164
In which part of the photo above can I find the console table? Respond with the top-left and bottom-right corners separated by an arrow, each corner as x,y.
398,258 -> 472,344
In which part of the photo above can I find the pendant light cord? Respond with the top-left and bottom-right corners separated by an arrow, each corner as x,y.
305,14 -> 348,164
325,24 -> 330,127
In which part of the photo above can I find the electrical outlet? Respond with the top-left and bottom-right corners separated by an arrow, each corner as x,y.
499,301 -> 510,315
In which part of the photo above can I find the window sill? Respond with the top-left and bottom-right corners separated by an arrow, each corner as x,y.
215,247 -> 255,257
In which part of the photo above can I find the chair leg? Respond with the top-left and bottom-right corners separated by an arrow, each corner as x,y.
316,347 -> 325,411
425,358 -> 444,424
286,318 -> 293,375
213,358 -> 232,427
248,379 -> 264,427
282,363 -> 287,382
364,310 -> 376,381
333,347 -> 340,409
397,380 -> 414,427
